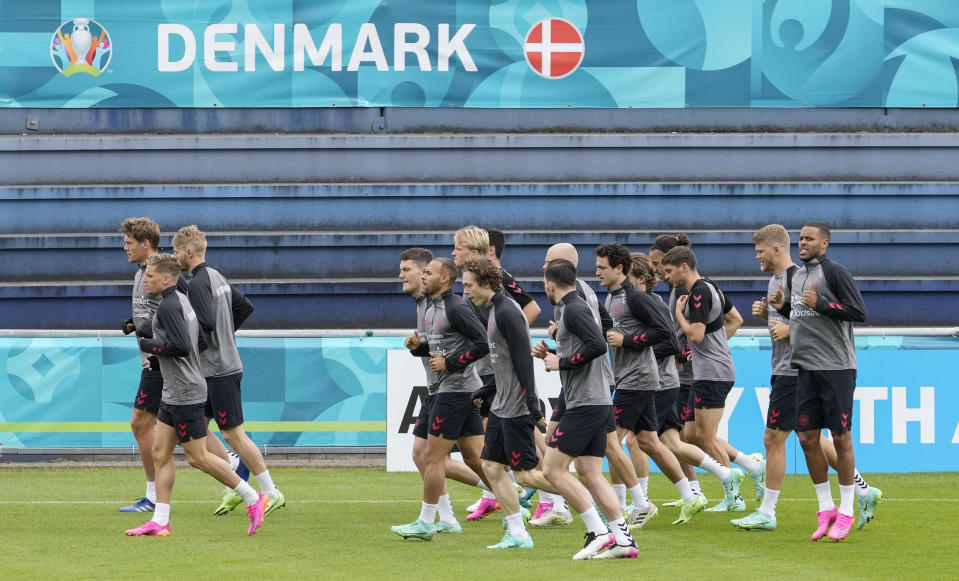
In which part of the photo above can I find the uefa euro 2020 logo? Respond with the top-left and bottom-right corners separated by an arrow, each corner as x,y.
51,18 -> 112,77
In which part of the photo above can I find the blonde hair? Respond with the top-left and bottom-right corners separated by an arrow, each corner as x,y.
172,225 -> 207,256
752,224 -> 790,249
630,252 -> 658,291
453,225 -> 489,255
145,253 -> 181,278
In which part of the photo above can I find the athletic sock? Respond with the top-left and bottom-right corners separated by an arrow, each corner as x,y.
628,484 -> 649,510
690,479 -> 702,497
507,471 -> 519,485
675,478 -> 696,503
418,501 -> 438,524
734,451 -> 761,474
699,455 -> 731,481
254,470 -> 278,498
637,477 -> 649,498
610,517 -> 635,546
438,494 -> 456,523
612,484 -> 627,510
145,481 -> 157,504
234,481 -> 260,505
477,480 -> 492,493
539,491 -> 554,504
227,451 -> 241,471
838,484 -> 855,516
579,507 -> 608,535
481,489 -> 496,500
814,481 -> 835,512
759,488 -> 780,518
554,495 -> 569,513
505,512 -> 529,538
853,470 -> 870,498
152,502 -> 170,526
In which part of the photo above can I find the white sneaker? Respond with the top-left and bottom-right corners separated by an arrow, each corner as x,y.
529,508 -> 573,527
627,502 -> 658,530
592,540 -> 639,559
572,531 -> 614,560
466,496 -> 483,513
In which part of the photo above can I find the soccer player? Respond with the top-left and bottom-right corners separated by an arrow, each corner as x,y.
596,243 -> 704,527
484,227 -> 541,325
462,256 -> 550,549
400,247 -> 479,534
171,226 -> 285,517
534,259 -> 638,560
663,246 -> 758,511
118,217 -> 164,513
392,258 -> 491,540
733,224 -> 881,532
125,254 -> 268,537
768,222 -> 869,541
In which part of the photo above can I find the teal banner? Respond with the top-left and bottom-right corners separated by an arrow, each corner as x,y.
1,1 -> 958,108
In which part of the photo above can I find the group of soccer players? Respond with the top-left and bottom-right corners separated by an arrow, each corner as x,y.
119,218 -> 285,537
392,223 -> 882,559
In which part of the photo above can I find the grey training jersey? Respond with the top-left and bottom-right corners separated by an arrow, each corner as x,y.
767,269 -> 798,377
668,286 -> 694,384
683,278 -> 735,382
652,292 -> 681,389
132,265 -> 162,366
574,279 -> 616,390
414,294 -> 439,395
414,290 -> 487,394
605,280 -> 664,391
787,257 -> 865,371
555,291 -> 611,408
152,290 -> 207,405
488,293 -> 537,419
189,264 -> 243,377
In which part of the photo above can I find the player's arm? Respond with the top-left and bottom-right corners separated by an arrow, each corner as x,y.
122,316 -> 135,335
675,291 -> 708,345
499,308 -> 542,422
444,301 -> 490,371
724,305 -> 744,338
559,303 -> 607,369
622,290 -> 672,349
138,299 -> 192,357
596,300 -> 614,333
186,270 -> 217,334
230,286 -> 254,330
817,262 -> 867,322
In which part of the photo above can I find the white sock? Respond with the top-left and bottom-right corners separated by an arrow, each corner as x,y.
675,478 -> 696,503
638,477 -> 649,498
228,451 -> 240,471
838,484 -> 855,516
814,481 -> 835,512
690,479 -> 702,497
539,491 -> 554,505
628,484 -> 648,510
505,512 -> 529,538
610,517 -> 634,546
481,489 -> 496,500
612,484 -> 627,510
418,501 -> 437,523
477,480 -> 492,492
254,470 -> 278,498
438,494 -> 456,523
699,455 -> 731,481
507,471 -> 519,485
853,471 -> 869,497
145,481 -> 157,504
759,488 -> 780,518
734,452 -> 761,474
234,480 -> 259,505
152,502 -> 170,526
579,507 -> 607,535
554,495 -> 569,512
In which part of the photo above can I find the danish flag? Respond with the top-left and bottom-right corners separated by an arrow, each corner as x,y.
524,18 -> 585,79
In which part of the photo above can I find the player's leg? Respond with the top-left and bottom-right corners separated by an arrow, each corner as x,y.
823,369 -> 858,540
575,455 -> 639,559
121,366 -> 162,513
820,433 -> 882,529
732,427 -> 787,531
125,417 -> 174,536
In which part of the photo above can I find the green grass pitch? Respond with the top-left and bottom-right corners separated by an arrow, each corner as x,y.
0,467 -> 956,580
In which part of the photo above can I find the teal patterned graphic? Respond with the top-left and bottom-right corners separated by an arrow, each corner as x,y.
0,1 -> 957,108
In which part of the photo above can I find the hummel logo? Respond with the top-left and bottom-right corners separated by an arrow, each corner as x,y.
614,406 -> 623,418
431,417 -> 445,431
695,396 -> 702,403
829,303 -> 844,310
217,410 -> 228,425
692,294 -> 702,308
639,333 -> 647,342
176,422 -> 188,437
459,351 -> 472,364
510,451 -> 521,467
550,429 -> 564,444
771,409 -> 781,418
842,412 -> 849,419
136,390 -> 147,405
571,353 -> 584,365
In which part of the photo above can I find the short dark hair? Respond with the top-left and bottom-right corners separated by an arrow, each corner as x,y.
650,233 -> 691,254
595,243 -> 632,276
463,256 -> 502,293
434,257 -> 458,282
804,221 -> 830,240
544,259 -> 577,288
661,247 -> 697,270
400,247 -> 433,267
484,227 -> 505,259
